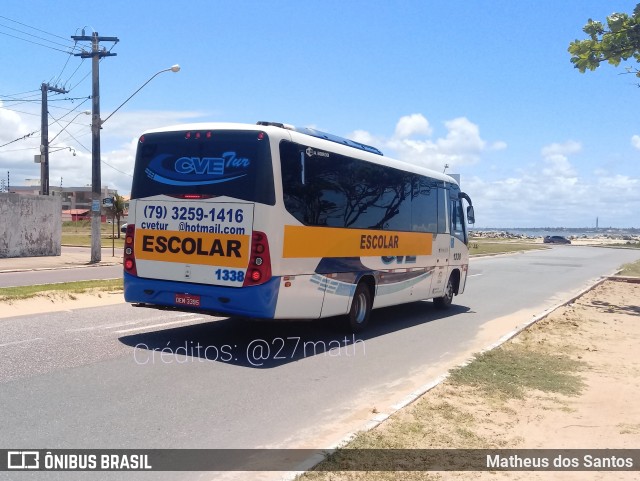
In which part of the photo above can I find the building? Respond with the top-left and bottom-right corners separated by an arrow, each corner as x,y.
7,183 -> 120,222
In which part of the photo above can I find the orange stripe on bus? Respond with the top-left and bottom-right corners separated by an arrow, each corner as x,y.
283,225 -> 432,258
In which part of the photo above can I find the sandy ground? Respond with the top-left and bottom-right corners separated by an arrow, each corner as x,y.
297,279 -> 640,480
437,279 -> 640,480
0,290 -> 125,319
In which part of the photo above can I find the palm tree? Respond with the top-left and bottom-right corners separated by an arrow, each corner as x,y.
109,193 -> 126,238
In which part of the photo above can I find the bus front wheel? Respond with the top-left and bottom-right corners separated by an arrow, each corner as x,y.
434,276 -> 455,309
346,282 -> 372,333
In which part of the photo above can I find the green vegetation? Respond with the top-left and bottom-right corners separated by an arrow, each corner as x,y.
448,347 -> 585,400
620,259 -> 640,277
0,279 -> 123,302
569,4 -> 640,78
469,238 -> 546,256
62,220 -> 124,248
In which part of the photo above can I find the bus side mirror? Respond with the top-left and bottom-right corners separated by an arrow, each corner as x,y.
467,206 -> 475,225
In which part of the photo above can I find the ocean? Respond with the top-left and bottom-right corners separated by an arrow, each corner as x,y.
471,227 -> 639,238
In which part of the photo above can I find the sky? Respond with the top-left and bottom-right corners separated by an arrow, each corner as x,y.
0,0 -> 639,228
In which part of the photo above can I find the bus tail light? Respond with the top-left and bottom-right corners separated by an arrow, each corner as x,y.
243,231 -> 271,286
123,224 -> 137,276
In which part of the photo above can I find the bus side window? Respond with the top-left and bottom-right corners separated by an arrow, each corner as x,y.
437,187 -> 448,234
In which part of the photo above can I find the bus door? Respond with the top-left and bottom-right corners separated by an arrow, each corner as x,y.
450,194 -> 468,294
431,186 -> 450,298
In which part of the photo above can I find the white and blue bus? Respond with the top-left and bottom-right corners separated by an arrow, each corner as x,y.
123,121 -> 475,331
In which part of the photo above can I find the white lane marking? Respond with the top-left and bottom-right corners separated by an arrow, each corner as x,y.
0,337 -> 43,348
66,313 -> 197,332
114,317 -> 205,334
467,274 -> 483,277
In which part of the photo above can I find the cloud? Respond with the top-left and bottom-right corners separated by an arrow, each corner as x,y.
393,113 -> 432,139
539,140 -> 581,178
0,104 -> 30,144
465,142 -> 639,227
541,140 -> 582,157
436,117 -> 486,154
349,114 -> 504,172
632,135 -> 640,150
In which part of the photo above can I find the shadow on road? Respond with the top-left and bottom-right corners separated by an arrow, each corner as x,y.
118,302 -> 471,368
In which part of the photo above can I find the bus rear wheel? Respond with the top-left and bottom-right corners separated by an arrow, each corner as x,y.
346,282 -> 372,333
434,276 -> 454,309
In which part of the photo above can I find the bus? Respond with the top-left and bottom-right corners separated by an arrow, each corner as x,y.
123,121 -> 475,332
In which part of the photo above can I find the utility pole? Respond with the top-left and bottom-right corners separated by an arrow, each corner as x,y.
71,31 -> 118,263
40,83 -> 68,195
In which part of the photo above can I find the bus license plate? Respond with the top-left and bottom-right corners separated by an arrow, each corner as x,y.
175,293 -> 201,307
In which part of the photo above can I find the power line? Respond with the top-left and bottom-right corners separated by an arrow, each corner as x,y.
60,58 -> 88,91
0,105 -> 40,117
0,95 -> 90,103
0,101 -> 93,117
0,89 -> 40,98
0,96 -> 91,150
0,15 -> 74,44
0,130 -> 40,149
0,16 -> 79,52
51,49 -> 74,86
0,29 -> 74,55
102,159 -> 134,177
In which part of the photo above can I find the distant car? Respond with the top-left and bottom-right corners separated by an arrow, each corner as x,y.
121,223 -> 128,233
543,235 -> 571,245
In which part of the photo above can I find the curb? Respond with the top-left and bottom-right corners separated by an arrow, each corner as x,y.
281,274 -> 618,479
0,262 -> 121,274
607,275 -> 640,284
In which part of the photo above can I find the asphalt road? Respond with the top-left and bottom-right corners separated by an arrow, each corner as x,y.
0,247 -> 123,288
0,246 -> 638,480
0,264 -> 123,288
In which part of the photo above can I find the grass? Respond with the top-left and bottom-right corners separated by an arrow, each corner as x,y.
469,238 -> 546,256
0,278 -> 123,302
62,220 -> 125,248
619,259 -> 640,277
448,346 -> 585,400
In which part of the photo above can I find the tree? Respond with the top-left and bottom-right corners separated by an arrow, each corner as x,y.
107,193 -> 126,238
568,4 -> 640,78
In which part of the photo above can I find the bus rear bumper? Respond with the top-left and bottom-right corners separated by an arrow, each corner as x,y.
123,272 -> 281,319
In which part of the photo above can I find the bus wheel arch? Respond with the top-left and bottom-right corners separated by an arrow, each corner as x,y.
346,275 -> 375,333
434,269 -> 460,309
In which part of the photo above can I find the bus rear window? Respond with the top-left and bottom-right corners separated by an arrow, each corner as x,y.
131,130 -> 275,205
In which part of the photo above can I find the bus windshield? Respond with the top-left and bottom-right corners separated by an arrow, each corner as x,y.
131,129 -> 275,204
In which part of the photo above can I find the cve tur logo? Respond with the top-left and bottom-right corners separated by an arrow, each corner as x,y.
8,451 -> 40,469
145,151 -> 251,186
174,152 -> 250,175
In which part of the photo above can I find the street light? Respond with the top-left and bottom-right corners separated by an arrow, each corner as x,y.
101,65 -> 180,125
89,64 -> 180,263
49,110 -> 91,144
49,146 -> 77,156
